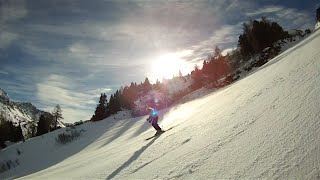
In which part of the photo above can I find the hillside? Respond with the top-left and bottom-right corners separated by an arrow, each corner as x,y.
1,29 -> 320,179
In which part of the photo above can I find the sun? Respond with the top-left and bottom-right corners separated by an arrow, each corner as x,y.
150,52 -> 192,83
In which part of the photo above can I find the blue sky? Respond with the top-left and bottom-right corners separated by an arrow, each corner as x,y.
0,0 -> 318,123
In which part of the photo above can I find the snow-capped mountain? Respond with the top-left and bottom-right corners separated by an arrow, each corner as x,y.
0,89 -> 60,138
0,88 -> 10,102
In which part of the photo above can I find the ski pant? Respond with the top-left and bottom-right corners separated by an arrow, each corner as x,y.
152,122 -> 162,131
151,117 -> 161,131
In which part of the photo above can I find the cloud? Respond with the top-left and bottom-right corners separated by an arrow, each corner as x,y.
20,0 -> 236,59
0,77 -> 38,103
0,70 -> 9,75
68,43 -> 89,54
42,106 -> 91,123
0,32 -> 18,49
36,74 -> 97,108
18,1 -> 309,69
0,0 -> 28,23
90,88 -> 112,95
182,23 -> 242,63
245,5 -> 313,30
274,8 -> 312,29
245,6 -> 283,16
0,0 -> 27,48
221,48 -> 236,56
36,74 -> 100,122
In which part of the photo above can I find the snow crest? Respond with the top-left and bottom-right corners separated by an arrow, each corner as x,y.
0,88 -> 10,101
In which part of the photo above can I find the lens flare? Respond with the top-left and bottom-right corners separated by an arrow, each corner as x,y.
149,52 -> 192,82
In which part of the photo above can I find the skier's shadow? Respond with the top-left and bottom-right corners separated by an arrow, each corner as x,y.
106,135 -> 159,180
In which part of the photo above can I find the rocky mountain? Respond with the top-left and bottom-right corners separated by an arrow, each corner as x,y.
0,88 -> 63,139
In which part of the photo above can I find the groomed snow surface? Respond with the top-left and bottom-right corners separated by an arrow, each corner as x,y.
1,30 -> 320,179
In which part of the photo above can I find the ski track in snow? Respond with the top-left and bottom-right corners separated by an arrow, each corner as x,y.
1,30 -> 320,179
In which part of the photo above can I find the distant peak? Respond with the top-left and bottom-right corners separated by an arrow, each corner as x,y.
0,88 -> 10,101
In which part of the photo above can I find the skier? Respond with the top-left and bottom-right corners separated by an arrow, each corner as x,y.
146,107 -> 164,135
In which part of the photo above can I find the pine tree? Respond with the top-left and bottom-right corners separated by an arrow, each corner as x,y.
214,46 -> 222,59
30,122 -> 37,138
238,17 -> 289,58
0,116 -> 8,146
91,93 -> 108,121
143,77 -> 152,93
118,87 -> 126,110
36,114 -> 52,136
122,84 -> 136,109
114,90 -> 121,112
52,105 -> 63,129
0,120 -> 18,143
202,60 -> 209,75
154,79 -> 161,90
178,70 -> 183,77
15,122 -> 24,142
108,94 -> 117,115
191,64 -> 203,90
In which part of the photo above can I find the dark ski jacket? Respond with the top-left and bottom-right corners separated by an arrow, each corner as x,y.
147,108 -> 158,124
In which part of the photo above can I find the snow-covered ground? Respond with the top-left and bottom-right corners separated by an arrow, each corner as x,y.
1,30 -> 320,179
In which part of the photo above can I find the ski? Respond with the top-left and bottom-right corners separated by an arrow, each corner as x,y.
145,130 -> 165,140
144,127 -> 174,140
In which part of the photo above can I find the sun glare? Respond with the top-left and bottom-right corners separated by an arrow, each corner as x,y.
150,52 -> 192,82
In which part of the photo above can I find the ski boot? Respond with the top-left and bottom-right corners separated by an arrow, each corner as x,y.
155,130 -> 165,136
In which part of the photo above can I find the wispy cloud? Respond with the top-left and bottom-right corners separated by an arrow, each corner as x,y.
0,77 -> 38,103
36,74 -> 101,122
0,32 -> 18,49
222,48 -> 236,56
42,106 -> 91,123
182,23 -> 242,63
0,70 -> 9,75
0,0 -> 27,23
274,8 -> 312,29
245,6 -> 283,16
245,5 -> 313,29
68,43 -> 89,54
90,88 -> 112,95
36,75 -> 99,106
0,0 -> 27,48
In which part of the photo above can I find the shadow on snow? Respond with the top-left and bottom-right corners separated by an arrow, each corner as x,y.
106,135 -> 160,179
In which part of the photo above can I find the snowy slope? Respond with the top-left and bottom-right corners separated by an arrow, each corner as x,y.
1,30 -> 320,179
